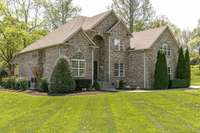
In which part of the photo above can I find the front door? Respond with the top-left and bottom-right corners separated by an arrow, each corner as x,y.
94,61 -> 98,81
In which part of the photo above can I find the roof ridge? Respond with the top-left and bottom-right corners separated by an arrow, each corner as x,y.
133,26 -> 167,34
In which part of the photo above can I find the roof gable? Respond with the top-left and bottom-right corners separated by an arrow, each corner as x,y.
19,10 -> 114,54
130,26 -> 178,50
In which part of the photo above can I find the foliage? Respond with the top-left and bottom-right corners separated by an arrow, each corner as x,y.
118,80 -> 125,90
176,47 -> 186,79
0,1 -> 47,73
0,68 -> 8,78
1,76 -> 16,89
169,79 -> 188,88
111,0 -> 155,32
40,0 -> 81,30
1,76 -> 29,90
75,79 -> 92,91
185,49 -> 191,87
15,77 -> 30,90
93,81 -> 101,90
37,78 -> 49,92
49,58 -> 75,94
153,50 -> 169,89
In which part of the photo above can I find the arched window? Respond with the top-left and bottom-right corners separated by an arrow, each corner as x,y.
71,52 -> 86,77
160,43 -> 171,57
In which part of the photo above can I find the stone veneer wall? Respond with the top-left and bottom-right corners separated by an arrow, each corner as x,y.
145,29 -> 179,88
13,51 -> 39,78
15,31 -> 93,81
109,22 -> 130,85
127,50 -> 145,88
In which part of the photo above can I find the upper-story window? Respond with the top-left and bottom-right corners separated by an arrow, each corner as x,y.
114,63 -> 125,77
160,43 -> 171,57
71,52 -> 86,78
114,39 -> 124,51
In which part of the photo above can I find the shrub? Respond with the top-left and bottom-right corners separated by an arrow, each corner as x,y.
176,47 -> 186,79
118,80 -> 125,90
153,50 -> 169,89
75,79 -> 92,91
169,79 -> 188,88
49,58 -> 75,94
0,69 -> 8,78
1,76 -> 16,89
185,49 -> 191,87
15,77 -> 29,90
37,78 -> 48,92
93,81 -> 101,90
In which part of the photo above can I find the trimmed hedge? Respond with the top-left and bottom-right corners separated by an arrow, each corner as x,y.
169,79 -> 188,88
49,58 -> 75,94
75,79 -> 92,91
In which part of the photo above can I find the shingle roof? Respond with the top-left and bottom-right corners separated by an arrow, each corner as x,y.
19,10 -> 113,54
130,26 -> 168,50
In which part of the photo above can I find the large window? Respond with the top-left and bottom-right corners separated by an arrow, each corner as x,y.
71,53 -> 86,78
160,43 -> 171,57
114,63 -> 125,77
114,39 -> 124,51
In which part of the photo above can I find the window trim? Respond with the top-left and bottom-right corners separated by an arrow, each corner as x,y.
114,63 -> 125,77
114,38 -> 124,51
168,66 -> 172,79
71,59 -> 86,78
160,43 -> 171,57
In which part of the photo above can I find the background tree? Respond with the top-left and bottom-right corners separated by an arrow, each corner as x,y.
153,50 -> 169,89
49,58 -> 75,93
0,1 -> 46,73
111,0 -> 155,32
40,0 -> 81,30
176,47 -> 186,79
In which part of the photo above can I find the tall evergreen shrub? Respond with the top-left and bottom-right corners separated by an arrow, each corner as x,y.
185,49 -> 191,87
49,58 -> 75,94
153,50 -> 169,89
176,47 -> 185,79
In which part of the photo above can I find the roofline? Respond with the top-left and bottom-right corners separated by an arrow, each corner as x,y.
106,20 -> 133,37
85,10 -> 116,31
149,26 -> 180,49
16,28 -> 97,56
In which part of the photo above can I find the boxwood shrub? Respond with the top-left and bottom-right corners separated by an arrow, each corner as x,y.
75,79 -> 92,91
1,77 -> 29,90
169,79 -> 188,88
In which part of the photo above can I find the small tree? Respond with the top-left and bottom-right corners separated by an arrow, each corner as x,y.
49,58 -> 75,94
185,49 -> 191,87
176,47 -> 185,79
153,50 -> 169,89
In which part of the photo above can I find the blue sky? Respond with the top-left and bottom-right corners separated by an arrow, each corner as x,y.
73,0 -> 200,31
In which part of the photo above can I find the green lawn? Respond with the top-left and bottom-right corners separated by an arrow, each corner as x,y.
191,65 -> 200,86
0,90 -> 200,133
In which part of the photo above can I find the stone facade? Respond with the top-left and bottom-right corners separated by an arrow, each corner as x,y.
13,11 -> 179,89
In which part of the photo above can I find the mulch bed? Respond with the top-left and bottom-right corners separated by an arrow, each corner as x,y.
0,88 -> 112,96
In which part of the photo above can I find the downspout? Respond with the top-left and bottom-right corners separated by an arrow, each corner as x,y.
143,50 -> 146,88
92,48 -> 94,85
108,35 -> 111,84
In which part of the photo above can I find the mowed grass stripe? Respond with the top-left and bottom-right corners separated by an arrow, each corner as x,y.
38,96 -> 89,133
128,92 -> 199,133
157,92 -> 200,131
108,93 -> 159,133
76,95 -> 117,133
